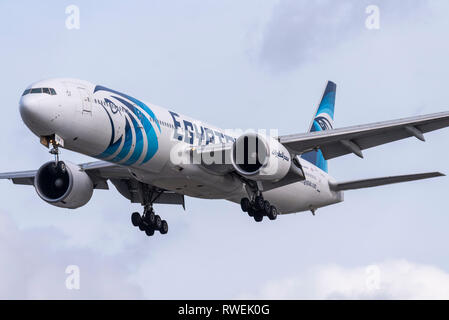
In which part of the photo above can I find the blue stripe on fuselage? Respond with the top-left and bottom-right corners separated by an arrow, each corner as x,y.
110,117 -> 133,163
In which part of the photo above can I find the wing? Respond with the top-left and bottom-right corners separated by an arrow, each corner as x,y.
0,170 -> 37,185
329,172 -> 445,191
0,160 -> 124,188
0,160 -> 185,206
279,111 -> 449,159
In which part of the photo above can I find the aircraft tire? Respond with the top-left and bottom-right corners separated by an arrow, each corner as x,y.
145,227 -> 155,236
131,212 -> 142,227
160,220 -> 169,234
263,200 -> 271,215
240,198 -> 251,212
145,212 -> 156,225
155,215 -> 162,230
268,206 -> 278,220
254,196 -> 264,211
254,213 -> 263,222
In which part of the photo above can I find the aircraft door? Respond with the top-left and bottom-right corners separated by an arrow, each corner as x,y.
78,87 -> 92,114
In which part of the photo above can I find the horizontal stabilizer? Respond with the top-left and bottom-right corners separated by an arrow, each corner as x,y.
329,172 -> 445,191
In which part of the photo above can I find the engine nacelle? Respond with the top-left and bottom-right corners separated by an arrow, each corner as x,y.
34,161 -> 94,209
231,132 -> 291,181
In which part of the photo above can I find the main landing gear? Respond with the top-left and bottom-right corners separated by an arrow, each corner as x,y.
240,195 -> 278,222
130,186 -> 169,237
131,205 -> 169,237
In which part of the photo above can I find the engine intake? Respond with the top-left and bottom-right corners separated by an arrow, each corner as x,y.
231,132 -> 291,181
34,161 -> 93,209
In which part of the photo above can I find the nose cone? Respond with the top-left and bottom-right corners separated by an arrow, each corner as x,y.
19,95 -> 52,136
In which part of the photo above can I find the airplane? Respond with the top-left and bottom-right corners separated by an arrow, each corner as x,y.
1,78 -> 448,237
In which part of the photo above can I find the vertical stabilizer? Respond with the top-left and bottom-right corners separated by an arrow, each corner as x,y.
301,81 -> 336,172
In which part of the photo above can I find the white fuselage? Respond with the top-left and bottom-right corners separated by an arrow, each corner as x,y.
19,78 -> 343,214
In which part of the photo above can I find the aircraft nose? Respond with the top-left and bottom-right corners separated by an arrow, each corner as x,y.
20,95 -> 40,121
19,95 -> 52,136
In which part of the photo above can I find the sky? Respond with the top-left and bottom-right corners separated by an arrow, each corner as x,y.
1,0 -> 449,299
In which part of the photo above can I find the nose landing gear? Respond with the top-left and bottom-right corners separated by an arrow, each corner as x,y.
40,134 -> 67,174
42,134 -> 66,171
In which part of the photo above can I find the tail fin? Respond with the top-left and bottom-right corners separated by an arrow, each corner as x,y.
301,81 -> 336,172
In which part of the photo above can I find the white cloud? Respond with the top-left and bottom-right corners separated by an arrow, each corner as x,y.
0,212 -> 143,299
241,260 -> 449,299
256,0 -> 429,72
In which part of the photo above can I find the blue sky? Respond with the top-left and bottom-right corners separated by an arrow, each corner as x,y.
1,0 -> 449,298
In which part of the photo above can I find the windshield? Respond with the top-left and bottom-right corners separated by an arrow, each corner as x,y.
22,87 -> 57,96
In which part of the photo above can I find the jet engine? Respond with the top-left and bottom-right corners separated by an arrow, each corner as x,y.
34,161 -> 94,209
231,132 -> 291,181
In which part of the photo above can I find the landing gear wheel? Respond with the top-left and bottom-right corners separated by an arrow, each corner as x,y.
145,212 -> 156,225
131,212 -> 142,227
254,196 -> 264,211
138,223 -> 146,231
145,227 -> 155,236
268,205 -> 278,220
247,207 -> 255,217
160,220 -> 169,234
254,213 -> 264,222
240,198 -> 251,212
154,215 -> 162,230
263,200 -> 271,216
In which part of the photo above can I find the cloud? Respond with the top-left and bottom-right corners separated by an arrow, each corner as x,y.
0,212 -> 143,299
241,260 -> 449,299
256,0 -> 429,72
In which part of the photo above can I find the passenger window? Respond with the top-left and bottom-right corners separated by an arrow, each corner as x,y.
30,88 -> 42,94
43,88 -> 50,95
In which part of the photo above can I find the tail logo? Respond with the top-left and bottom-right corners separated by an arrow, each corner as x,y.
314,113 -> 333,131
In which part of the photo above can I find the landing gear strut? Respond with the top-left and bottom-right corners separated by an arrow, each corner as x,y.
48,136 -> 66,173
130,186 -> 169,237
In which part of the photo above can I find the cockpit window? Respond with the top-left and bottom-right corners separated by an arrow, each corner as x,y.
22,87 -> 57,96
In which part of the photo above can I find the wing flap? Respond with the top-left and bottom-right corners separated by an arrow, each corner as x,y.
329,172 -> 445,191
